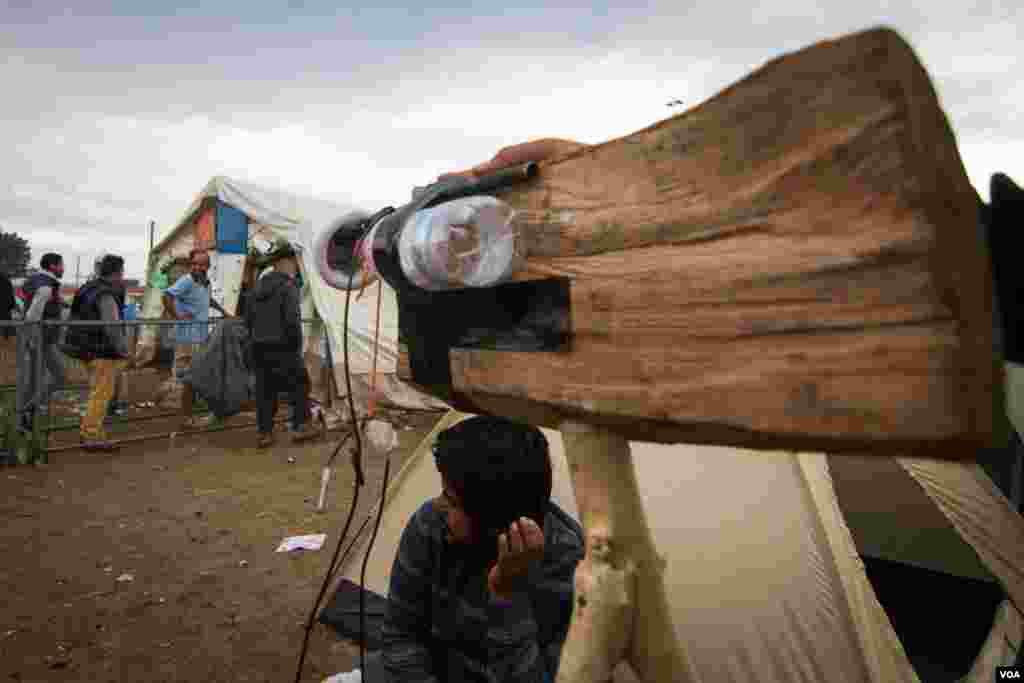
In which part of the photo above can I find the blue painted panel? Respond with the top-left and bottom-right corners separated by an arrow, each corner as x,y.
216,201 -> 248,254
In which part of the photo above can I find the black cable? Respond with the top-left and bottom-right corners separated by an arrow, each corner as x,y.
293,459 -> 360,683
342,269 -> 365,487
293,269 -> 364,683
329,514 -> 374,584
359,455 -> 391,682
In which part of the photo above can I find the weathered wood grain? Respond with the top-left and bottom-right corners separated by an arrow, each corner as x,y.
401,27 -> 1002,458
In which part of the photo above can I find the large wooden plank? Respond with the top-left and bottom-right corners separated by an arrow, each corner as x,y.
399,27 -> 1002,458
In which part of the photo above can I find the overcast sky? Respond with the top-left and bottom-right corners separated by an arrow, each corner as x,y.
1,1 -> 1020,280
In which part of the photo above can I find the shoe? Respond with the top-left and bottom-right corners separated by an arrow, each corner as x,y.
17,413 -> 33,434
291,423 -> 320,444
181,416 -> 210,431
82,439 -> 118,452
257,433 -> 276,449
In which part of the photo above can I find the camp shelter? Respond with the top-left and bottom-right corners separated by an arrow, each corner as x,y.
138,176 -> 446,412
322,410 -> 1023,683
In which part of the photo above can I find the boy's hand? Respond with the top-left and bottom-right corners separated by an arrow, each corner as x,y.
488,516 -> 545,599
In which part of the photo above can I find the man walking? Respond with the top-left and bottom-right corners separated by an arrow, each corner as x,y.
161,248 -> 229,430
243,249 -> 319,448
16,253 -> 67,433
66,254 -> 131,452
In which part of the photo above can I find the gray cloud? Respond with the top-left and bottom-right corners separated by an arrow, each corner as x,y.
2,1 -> 1022,278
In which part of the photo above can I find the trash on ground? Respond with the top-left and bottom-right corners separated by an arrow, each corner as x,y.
275,534 -> 326,553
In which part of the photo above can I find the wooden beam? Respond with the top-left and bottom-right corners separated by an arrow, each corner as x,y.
401,27 -> 1002,459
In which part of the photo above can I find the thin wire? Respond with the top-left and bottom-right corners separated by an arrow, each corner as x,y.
293,268 -> 363,683
368,279 -> 383,418
357,252 -> 390,681
359,454 -> 391,683
329,514 -> 374,583
292,455 -> 361,683
343,269 -> 365,487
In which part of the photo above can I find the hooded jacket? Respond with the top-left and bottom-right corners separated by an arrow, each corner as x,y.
244,270 -> 302,351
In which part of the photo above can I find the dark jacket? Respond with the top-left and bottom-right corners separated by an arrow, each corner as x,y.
379,499 -> 584,683
23,272 -> 64,343
64,279 -> 124,360
244,271 -> 302,351
0,273 -> 14,320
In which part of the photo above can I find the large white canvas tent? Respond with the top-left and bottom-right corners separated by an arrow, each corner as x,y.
137,176 -> 446,412
328,410 -> 1024,683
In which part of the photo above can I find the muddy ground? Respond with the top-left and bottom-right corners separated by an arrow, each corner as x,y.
0,382 -> 442,683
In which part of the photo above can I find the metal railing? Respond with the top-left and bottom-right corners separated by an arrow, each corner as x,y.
1,316 -> 333,463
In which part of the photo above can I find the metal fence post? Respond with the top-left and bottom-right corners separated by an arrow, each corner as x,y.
30,321 -> 44,463
220,318 -> 227,420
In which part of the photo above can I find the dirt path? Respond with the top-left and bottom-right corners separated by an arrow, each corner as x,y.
0,409 -> 440,683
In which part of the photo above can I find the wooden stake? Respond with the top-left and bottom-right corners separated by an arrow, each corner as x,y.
557,421 -> 694,683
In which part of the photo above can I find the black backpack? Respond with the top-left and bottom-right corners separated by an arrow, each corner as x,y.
60,283 -> 101,361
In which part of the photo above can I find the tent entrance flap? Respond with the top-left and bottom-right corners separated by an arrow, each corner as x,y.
863,556 -> 1005,681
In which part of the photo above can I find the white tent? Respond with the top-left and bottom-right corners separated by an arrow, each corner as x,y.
138,176 -> 446,412
331,410 -> 1024,683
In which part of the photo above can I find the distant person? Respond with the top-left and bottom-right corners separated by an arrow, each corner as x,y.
235,262 -> 259,319
243,249 -> 319,448
91,255 -> 130,417
16,253 -> 67,433
0,271 -> 15,339
161,248 -> 229,430
65,254 -> 131,452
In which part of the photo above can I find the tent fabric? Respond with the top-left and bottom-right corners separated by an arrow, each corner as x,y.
797,453 -> 921,683
143,176 -> 446,412
333,410 -> 1024,683
897,457 -> 1024,616
826,454 -> 995,581
965,600 -> 1022,683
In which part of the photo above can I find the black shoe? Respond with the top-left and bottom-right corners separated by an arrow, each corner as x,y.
16,412 -> 33,434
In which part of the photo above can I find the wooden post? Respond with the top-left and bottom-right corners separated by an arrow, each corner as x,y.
557,421 -> 694,683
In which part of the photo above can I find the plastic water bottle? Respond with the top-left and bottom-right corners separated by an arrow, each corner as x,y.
396,196 -> 525,291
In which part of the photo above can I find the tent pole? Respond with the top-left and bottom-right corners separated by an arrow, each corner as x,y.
556,420 -> 694,683
1011,430 -> 1023,513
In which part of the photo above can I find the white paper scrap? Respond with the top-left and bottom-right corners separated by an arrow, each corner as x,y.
275,534 -> 327,553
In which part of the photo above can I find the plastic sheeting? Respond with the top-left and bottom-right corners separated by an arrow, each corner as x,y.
144,176 -> 447,411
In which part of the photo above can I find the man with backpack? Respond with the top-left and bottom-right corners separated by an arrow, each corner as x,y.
65,254 -> 131,452
16,253 -> 68,433
90,255 -> 130,417
243,248 -> 319,448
